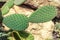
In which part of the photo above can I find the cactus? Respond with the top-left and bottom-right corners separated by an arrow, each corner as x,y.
1,0 -> 26,15
29,5 -> 57,23
54,23 -> 60,40
1,5 -> 9,15
1,0 -> 14,15
13,31 -> 34,40
0,0 -> 58,39
19,31 -> 34,40
4,0 -> 14,8
3,14 -> 29,31
55,23 -> 60,30
26,33 -> 34,40
14,0 -> 25,5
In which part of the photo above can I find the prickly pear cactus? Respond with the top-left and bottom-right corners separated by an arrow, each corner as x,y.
1,0 -> 14,15
19,31 -> 34,40
55,23 -> 60,30
3,14 -> 29,31
13,31 -> 34,40
29,5 -> 57,23
14,0 -> 25,5
1,5 -> 9,15
5,0 -> 14,8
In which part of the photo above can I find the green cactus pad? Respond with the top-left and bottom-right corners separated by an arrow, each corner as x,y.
14,0 -> 25,5
4,0 -> 14,8
26,33 -> 34,40
29,5 -> 57,23
55,23 -> 60,30
3,14 -> 29,31
1,0 -> 14,15
1,5 -> 9,15
19,31 -> 34,40
13,31 -> 34,40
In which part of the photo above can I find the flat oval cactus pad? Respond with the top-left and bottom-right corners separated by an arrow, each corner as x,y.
29,5 -> 57,23
3,14 -> 29,31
